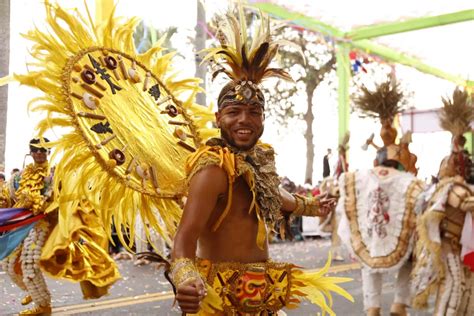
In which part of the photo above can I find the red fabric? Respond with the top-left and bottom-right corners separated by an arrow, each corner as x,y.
0,214 -> 45,232
312,188 -> 320,197
463,251 -> 474,272
9,210 -> 32,221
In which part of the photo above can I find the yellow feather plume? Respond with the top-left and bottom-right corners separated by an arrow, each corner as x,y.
291,253 -> 354,316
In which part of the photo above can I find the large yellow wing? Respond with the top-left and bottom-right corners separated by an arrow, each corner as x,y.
15,1 -> 217,250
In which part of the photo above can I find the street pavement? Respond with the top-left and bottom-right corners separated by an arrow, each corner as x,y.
1,238 -> 433,315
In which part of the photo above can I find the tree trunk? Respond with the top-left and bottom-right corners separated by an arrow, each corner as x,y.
194,0 -> 206,106
304,85 -> 316,185
0,0 -> 10,169
302,56 -> 335,185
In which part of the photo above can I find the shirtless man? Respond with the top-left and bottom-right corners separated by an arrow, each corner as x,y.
167,8 -> 355,315
171,92 -> 345,315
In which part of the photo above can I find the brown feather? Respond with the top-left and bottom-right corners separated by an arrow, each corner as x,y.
249,42 -> 269,79
212,67 -> 236,81
263,68 -> 293,82
439,88 -> 474,136
254,44 -> 278,80
241,45 -> 249,75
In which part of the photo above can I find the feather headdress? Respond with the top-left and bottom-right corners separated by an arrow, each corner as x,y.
355,78 -> 418,173
202,5 -> 296,109
437,88 -> 474,179
354,78 -> 404,121
439,88 -> 474,138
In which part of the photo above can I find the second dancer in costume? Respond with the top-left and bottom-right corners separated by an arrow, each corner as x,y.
411,88 -> 474,315
337,79 -> 425,316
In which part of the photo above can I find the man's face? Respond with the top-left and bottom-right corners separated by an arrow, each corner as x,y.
30,148 -> 48,164
215,103 -> 264,151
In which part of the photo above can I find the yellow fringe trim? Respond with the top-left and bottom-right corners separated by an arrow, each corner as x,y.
412,182 -> 450,309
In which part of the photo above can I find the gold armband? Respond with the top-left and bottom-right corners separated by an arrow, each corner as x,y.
169,258 -> 201,287
292,193 -> 321,217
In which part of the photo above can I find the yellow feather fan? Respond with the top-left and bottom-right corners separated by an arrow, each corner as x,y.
14,1 -> 217,251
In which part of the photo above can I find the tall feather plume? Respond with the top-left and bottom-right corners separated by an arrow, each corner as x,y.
354,78 -> 404,120
439,88 -> 474,137
202,4 -> 293,85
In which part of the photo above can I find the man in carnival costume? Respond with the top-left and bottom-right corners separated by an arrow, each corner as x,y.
1,138 -> 55,314
0,137 -> 120,315
170,8 -> 353,316
411,88 -> 474,315
336,79 -> 424,316
2,2 -> 352,315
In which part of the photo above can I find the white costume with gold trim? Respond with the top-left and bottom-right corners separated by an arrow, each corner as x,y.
337,166 -> 424,309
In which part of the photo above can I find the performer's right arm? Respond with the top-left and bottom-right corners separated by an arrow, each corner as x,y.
171,165 -> 227,313
279,187 -> 335,217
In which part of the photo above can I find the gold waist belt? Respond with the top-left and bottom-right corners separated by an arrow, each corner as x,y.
196,258 -> 294,314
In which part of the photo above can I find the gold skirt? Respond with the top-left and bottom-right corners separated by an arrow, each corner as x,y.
193,256 -> 353,316
40,202 -> 120,299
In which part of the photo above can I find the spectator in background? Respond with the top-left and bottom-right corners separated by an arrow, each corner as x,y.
0,173 -> 10,208
9,168 -> 21,200
323,148 -> 332,178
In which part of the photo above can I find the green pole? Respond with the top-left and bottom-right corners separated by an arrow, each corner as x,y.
336,43 -> 351,142
351,40 -> 469,86
250,3 -> 344,37
347,10 -> 474,40
253,3 -> 471,86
